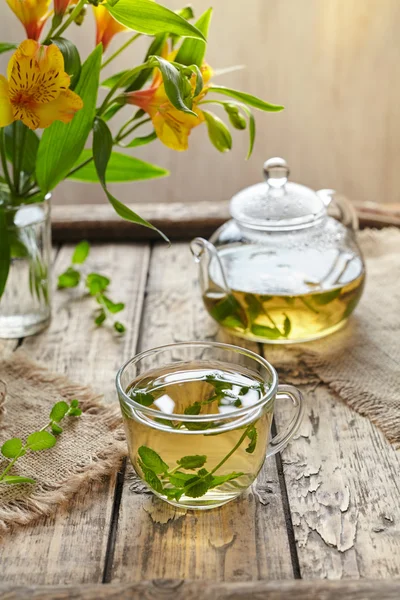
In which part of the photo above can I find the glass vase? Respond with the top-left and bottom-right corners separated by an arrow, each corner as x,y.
0,195 -> 52,338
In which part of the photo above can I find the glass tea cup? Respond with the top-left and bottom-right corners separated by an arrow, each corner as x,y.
116,342 -> 304,510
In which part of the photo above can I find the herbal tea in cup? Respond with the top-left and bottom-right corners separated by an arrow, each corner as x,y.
116,342 -> 304,510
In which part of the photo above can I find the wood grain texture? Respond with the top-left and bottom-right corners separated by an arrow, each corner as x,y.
271,373 -> 400,579
0,579 -> 399,600
109,243 -> 294,582
51,201 -> 400,243
0,244 -> 150,585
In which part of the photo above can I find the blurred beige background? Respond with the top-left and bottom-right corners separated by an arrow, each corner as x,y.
1,0 -> 399,206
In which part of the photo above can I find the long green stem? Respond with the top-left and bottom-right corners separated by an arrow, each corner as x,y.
210,423 -> 253,475
115,118 -> 151,143
97,62 -> 150,116
0,447 -> 27,481
101,33 -> 141,70
0,128 -> 14,193
66,156 -> 93,179
44,0 -> 85,42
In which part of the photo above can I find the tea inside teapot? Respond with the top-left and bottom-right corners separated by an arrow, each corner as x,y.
195,158 -> 365,344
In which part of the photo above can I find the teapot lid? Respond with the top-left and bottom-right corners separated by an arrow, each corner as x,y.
229,157 -> 327,231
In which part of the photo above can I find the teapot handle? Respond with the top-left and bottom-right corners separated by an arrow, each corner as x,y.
317,189 -> 359,231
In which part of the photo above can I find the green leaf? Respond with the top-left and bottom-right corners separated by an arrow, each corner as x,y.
69,149 -> 167,182
148,56 -> 195,116
106,0 -> 206,40
314,288 -> 342,305
1,438 -> 23,459
94,309 -> 106,326
70,399 -> 79,408
4,122 -> 39,175
68,407 -> 82,417
27,431 -> 57,452
203,111 -> 232,153
246,426 -> 257,453
209,294 -> 246,328
138,446 -> 169,474
86,273 -> 110,295
251,324 -> 282,339
201,99 -> 255,158
72,240 -> 90,264
283,315 -> 292,337
50,401 -> 70,423
2,475 -> 36,485
123,131 -> 157,148
126,33 -> 168,93
183,474 -> 212,498
101,295 -> 124,313
177,455 -> 207,470
36,44 -> 102,192
58,267 -> 81,289
184,402 -> 201,415
50,38 -> 81,90
0,43 -> 17,54
176,6 -> 195,20
131,391 -> 155,407
168,471 -> 194,487
175,8 -> 212,67
51,423 -> 63,435
209,85 -> 284,112
209,472 -> 244,489
142,467 -> 163,494
114,321 -> 126,333
92,118 -> 169,242
0,206 -> 10,298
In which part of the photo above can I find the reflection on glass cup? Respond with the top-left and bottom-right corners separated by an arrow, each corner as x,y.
116,342 -> 304,510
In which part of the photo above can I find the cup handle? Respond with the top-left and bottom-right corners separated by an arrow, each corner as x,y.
266,384 -> 305,458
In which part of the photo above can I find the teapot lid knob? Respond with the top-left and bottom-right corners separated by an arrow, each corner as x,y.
263,157 -> 289,188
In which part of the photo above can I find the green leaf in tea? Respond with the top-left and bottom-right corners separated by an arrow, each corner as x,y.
246,425 -> 257,454
313,288 -> 342,306
183,473 -> 213,498
283,315 -> 292,338
138,446 -> 169,474
177,455 -> 207,469
131,391 -> 155,407
168,471 -> 195,487
26,431 -> 57,452
1,438 -> 24,459
142,467 -> 164,494
209,472 -> 244,489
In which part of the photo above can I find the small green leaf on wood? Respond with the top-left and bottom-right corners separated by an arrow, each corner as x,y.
72,240 -> 90,265
86,272 -> 110,295
58,267 -> 81,289
94,308 -> 107,326
114,321 -> 126,333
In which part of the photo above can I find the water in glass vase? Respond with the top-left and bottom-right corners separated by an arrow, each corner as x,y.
204,245 -> 365,343
122,363 -> 273,509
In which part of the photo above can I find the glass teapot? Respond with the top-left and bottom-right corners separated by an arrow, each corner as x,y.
191,157 -> 365,344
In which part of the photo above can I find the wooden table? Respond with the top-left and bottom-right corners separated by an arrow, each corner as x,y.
1,203 -> 399,600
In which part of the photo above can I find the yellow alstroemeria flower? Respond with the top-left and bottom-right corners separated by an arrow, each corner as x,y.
93,5 -> 128,52
125,63 -> 213,151
0,39 -> 83,130
6,0 -> 51,41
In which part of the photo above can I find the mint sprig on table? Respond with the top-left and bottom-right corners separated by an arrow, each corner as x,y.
58,241 -> 126,334
0,400 -> 82,486
137,422 -> 257,501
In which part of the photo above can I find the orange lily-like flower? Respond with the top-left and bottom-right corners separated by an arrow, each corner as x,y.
0,39 -> 83,130
5,0 -> 51,41
124,63 -> 213,151
93,5 -> 128,52
54,0 -> 73,16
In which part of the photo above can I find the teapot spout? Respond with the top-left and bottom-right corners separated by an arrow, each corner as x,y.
190,237 -> 231,295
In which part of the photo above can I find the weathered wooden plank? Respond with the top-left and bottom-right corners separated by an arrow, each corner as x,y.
0,579 -> 399,600
110,243 -> 295,582
0,244 -> 150,585
51,201 -> 400,243
272,374 -> 400,579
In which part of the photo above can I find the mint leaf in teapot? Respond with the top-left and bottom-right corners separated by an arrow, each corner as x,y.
245,425 -> 257,453
177,455 -> 207,470
138,446 -> 169,474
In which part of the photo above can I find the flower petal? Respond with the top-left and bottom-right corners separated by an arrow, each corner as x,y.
34,89 -> 83,128
0,75 -> 14,128
152,105 -> 203,151
6,0 -> 50,41
93,5 -> 127,52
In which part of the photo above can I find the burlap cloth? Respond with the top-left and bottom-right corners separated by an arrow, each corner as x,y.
264,227 -> 400,449
0,351 -> 126,534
